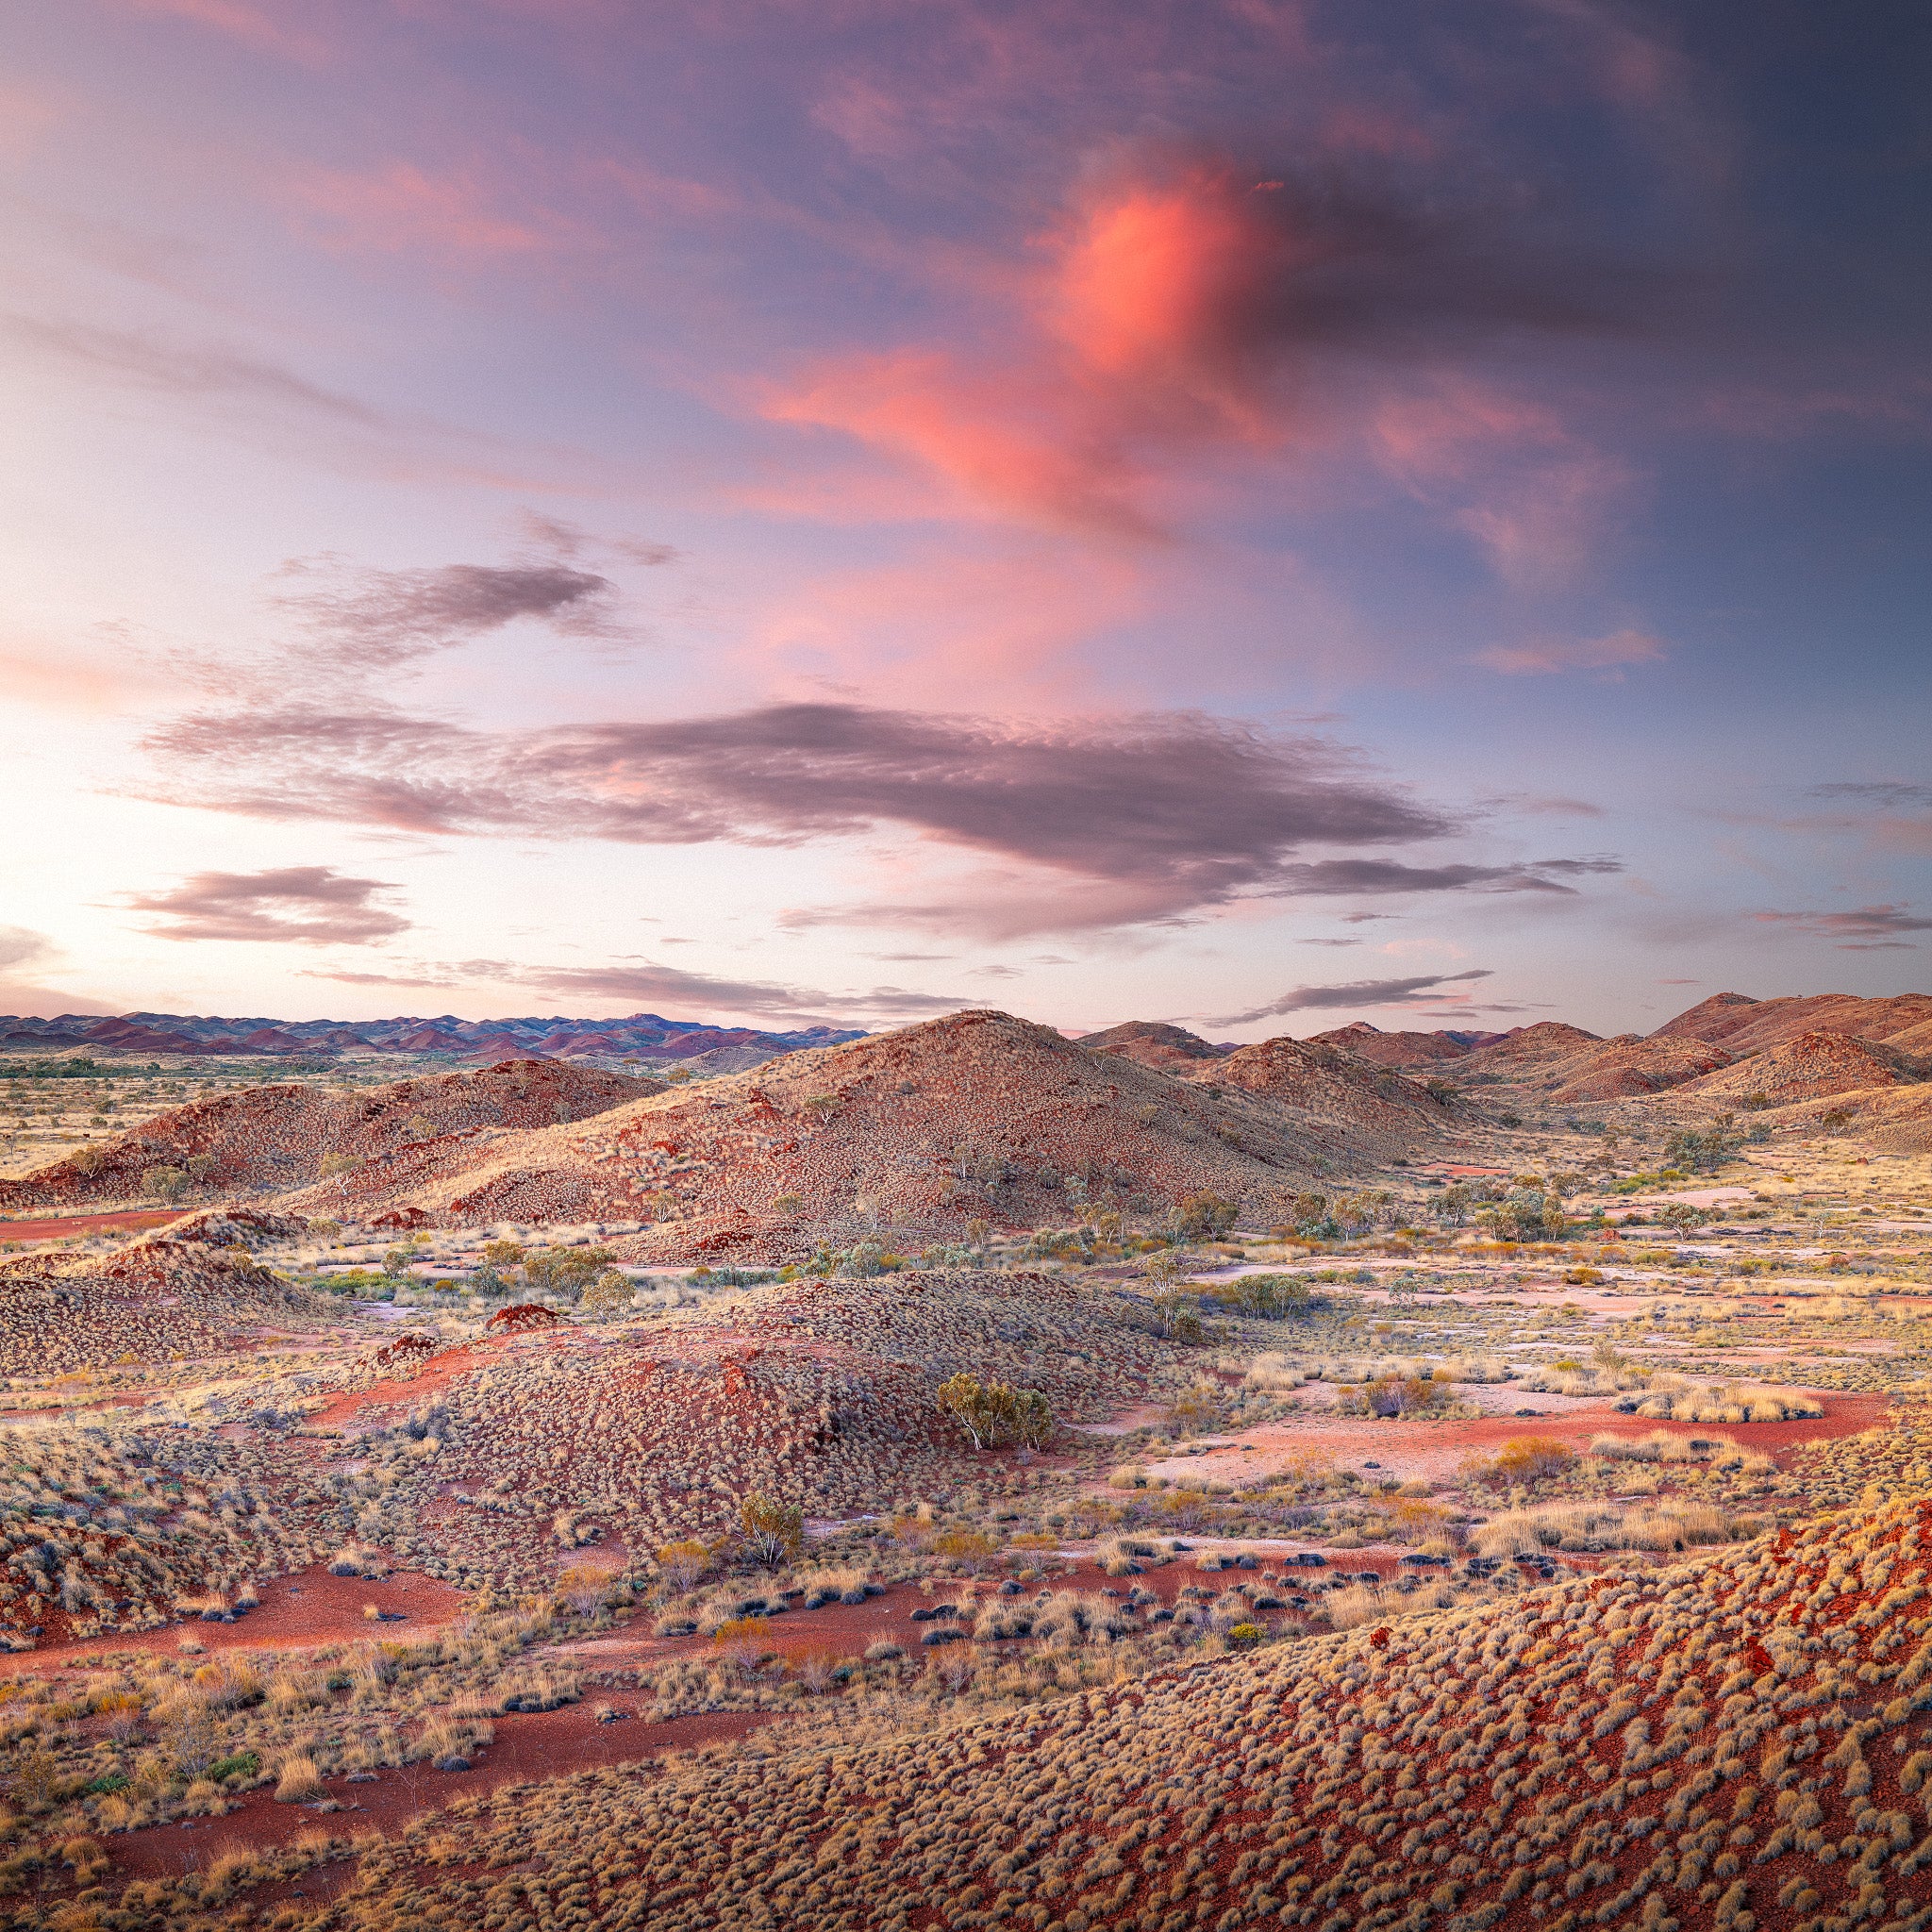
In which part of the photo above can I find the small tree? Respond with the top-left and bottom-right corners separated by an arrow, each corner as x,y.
1012,1389 -> 1056,1450
1171,1191 -> 1238,1240
144,1165 -> 188,1204
740,1494 -> 804,1569
1657,1202 -> 1708,1239
938,1374 -> 1044,1449
580,1270 -> 634,1318
656,1539 -> 710,1591
938,1373 -> 994,1449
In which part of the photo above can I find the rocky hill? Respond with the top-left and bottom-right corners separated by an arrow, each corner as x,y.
1210,1035 -> 1456,1149
1677,1029 -> 1923,1107
1078,1022 -> 1230,1073
1653,990 -> 1932,1055
0,1060 -> 654,1211
281,1010 -> 1411,1255
1305,1021 -> 1486,1067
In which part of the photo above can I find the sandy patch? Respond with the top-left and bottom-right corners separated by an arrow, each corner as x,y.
109,1707 -> 777,1886
1135,1391 -> 1887,1487
0,1208 -> 181,1242
18,1565 -> 471,1674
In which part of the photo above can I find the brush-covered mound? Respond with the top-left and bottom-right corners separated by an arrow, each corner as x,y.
1079,1022 -> 1230,1073
0,1209 -> 333,1372
1546,1034 -> 1736,1102
1655,991 -> 1932,1055
1209,1036 -> 1456,1156
1680,1030 -> 1919,1107
403,1269 -> 1185,1589
1452,1020 -> 1604,1074
283,1011 -> 1361,1255
0,1059 -> 656,1211
1307,1021 -> 1476,1067
0,1407 -> 339,1642
330,1491 -> 1932,1932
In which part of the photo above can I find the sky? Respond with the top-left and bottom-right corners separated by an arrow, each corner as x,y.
1,0 -> 1928,1041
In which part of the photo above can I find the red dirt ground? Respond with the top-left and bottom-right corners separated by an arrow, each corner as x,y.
109,1706 -> 776,1885
17,1564 -> 472,1674
1144,1390 -> 1889,1487
0,1208 -> 178,1241
306,1338 -> 528,1430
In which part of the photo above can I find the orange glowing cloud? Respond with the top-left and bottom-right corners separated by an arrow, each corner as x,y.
1049,171 -> 1286,442
765,151 -> 1630,547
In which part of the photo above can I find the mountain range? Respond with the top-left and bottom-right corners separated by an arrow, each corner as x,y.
0,1009 -> 863,1068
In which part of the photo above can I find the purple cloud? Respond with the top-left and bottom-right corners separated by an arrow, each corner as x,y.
274,557 -> 623,670
126,866 -> 409,945
1751,903 -> 1930,947
1211,968 -> 1494,1025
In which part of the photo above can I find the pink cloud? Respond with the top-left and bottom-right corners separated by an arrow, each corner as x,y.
763,151 -> 1636,549
111,0 -> 329,61
1474,628 -> 1666,677
291,162 -> 567,258
1372,377 -> 1637,586
769,349 -> 1151,537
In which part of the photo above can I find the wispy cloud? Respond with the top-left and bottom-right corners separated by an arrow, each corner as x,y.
1210,968 -> 1494,1025
1474,628 -> 1666,676
1275,856 -> 1623,895
125,866 -> 409,945
144,700 -> 1460,932
302,954 -> 968,1027
1751,903 -> 1930,949
0,312 -> 625,493
272,555 -> 625,673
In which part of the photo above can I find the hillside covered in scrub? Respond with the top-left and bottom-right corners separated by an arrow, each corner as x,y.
0,1061 -> 654,1211
280,1010 -> 1466,1252
308,1491 -> 1932,1932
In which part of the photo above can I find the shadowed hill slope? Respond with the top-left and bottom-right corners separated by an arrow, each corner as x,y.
0,1060 -> 657,1212
322,1491 -> 1932,1932
281,1010 -> 1419,1255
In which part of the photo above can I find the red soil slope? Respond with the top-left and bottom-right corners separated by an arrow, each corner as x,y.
1546,1034 -> 1736,1102
0,1060 -> 656,1212
1655,990 -> 1932,1054
1307,1022 -> 1476,1067
321,1492 -> 1932,1932
1079,1022 -> 1229,1073
281,1010 -> 1411,1253
0,1208 -> 333,1371
1679,1029 -> 1916,1106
